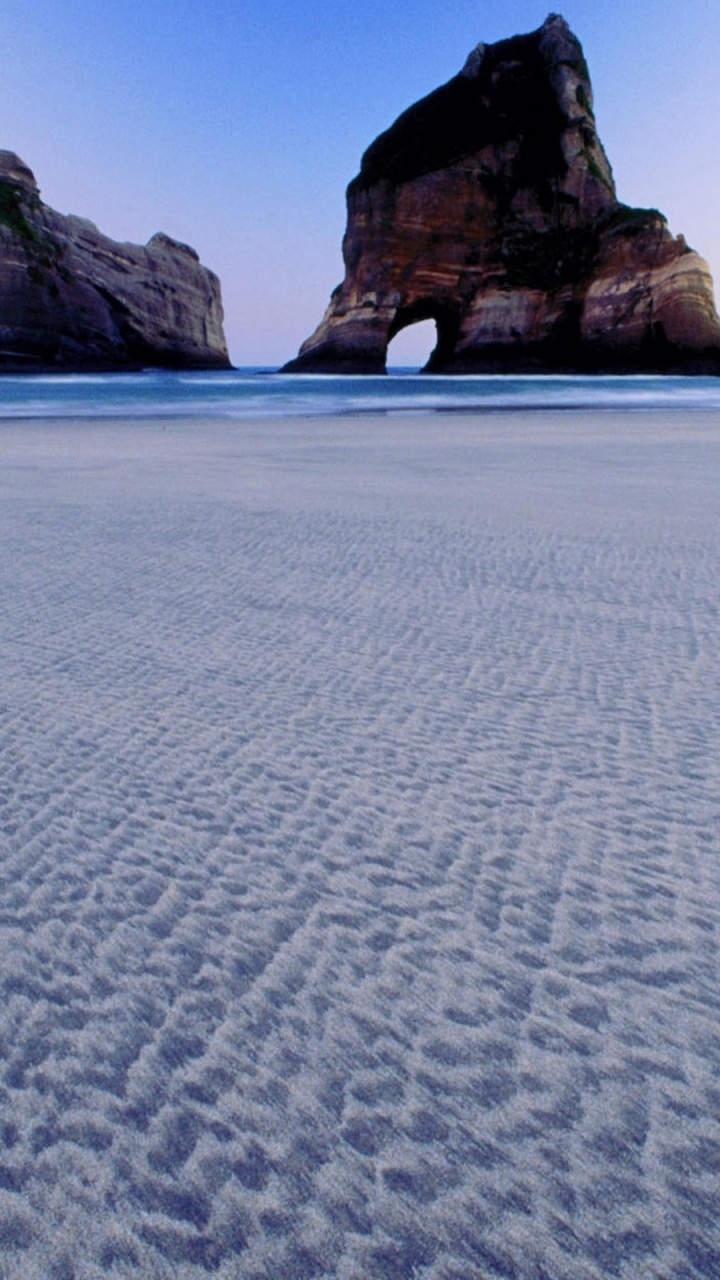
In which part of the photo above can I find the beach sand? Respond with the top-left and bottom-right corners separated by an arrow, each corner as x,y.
1,411 -> 719,1278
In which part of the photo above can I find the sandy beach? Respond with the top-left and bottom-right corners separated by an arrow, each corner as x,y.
1,410 -> 719,1279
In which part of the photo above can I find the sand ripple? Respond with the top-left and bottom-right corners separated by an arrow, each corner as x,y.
0,412 -> 719,1278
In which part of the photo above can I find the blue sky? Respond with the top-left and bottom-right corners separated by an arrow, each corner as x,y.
1,0 -> 718,365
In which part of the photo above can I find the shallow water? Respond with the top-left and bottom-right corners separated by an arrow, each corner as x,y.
2,368 -> 720,421
0,407 -> 719,1278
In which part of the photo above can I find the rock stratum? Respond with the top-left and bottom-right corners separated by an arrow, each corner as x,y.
284,14 -> 720,374
0,151 -> 229,371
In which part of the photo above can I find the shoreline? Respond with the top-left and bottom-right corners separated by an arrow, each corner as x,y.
2,409 -> 720,524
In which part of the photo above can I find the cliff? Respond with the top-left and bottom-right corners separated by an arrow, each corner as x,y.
283,15 -> 720,374
0,152 -> 230,371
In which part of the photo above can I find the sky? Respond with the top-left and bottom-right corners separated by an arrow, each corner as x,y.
1,0 -> 719,367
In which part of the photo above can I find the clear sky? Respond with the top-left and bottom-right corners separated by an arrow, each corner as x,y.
1,0 -> 718,366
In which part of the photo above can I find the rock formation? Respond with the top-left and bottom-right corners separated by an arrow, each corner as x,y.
0,151 -> 230,371
283,14 -> 720,374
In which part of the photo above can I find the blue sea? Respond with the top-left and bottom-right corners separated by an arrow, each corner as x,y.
2,367 -> 720,419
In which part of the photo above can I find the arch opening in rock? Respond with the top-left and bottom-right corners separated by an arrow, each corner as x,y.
386,318 -> 438,372
387,303 -> 459,373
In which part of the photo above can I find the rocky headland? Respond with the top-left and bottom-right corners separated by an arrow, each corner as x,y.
0,151 -> 230,371
284,14 -> 720,374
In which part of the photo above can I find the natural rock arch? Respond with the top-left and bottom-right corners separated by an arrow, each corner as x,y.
283,14 -> 720,376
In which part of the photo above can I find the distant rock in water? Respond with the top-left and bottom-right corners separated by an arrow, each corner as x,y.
283,14 -> 720,374
0,151 -> 230,371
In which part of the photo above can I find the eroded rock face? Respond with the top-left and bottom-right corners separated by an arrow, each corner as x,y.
284,14 -> 720,374
0,151 -> 230,371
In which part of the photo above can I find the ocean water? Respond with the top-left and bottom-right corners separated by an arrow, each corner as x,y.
1,368 -> 720,420
1,386 -> 720,1279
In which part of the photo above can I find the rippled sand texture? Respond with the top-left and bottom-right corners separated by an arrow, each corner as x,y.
1,412 -> 719,1279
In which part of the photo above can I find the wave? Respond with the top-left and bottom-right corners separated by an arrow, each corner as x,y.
2,369 -> 720,421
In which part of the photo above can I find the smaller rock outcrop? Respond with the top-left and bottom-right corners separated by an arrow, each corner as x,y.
0,151 -> 230,371
283,15 -> 720,374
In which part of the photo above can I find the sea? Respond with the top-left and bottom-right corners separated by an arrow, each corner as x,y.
2,366 -> 720,419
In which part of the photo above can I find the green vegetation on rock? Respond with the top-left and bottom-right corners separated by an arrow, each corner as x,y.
583,153 -> 614,193
0,177 -> 67,287
575,83 -> 594,117
606,204 -> 665,234
0,178 -> 39,243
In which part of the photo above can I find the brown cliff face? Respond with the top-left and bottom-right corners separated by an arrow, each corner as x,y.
283,14 -> 720,374
0,152 -> 230,372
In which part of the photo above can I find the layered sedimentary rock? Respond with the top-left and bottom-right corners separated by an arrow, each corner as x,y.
0,151 -> 229,371
284,14 -> 720,374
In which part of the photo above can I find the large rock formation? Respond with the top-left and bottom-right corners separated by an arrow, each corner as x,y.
0,151 -> 230,371
284,14 -> 720,374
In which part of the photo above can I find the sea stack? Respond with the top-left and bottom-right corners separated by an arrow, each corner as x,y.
283,14 -> 720,374
0,151 -> 230,371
